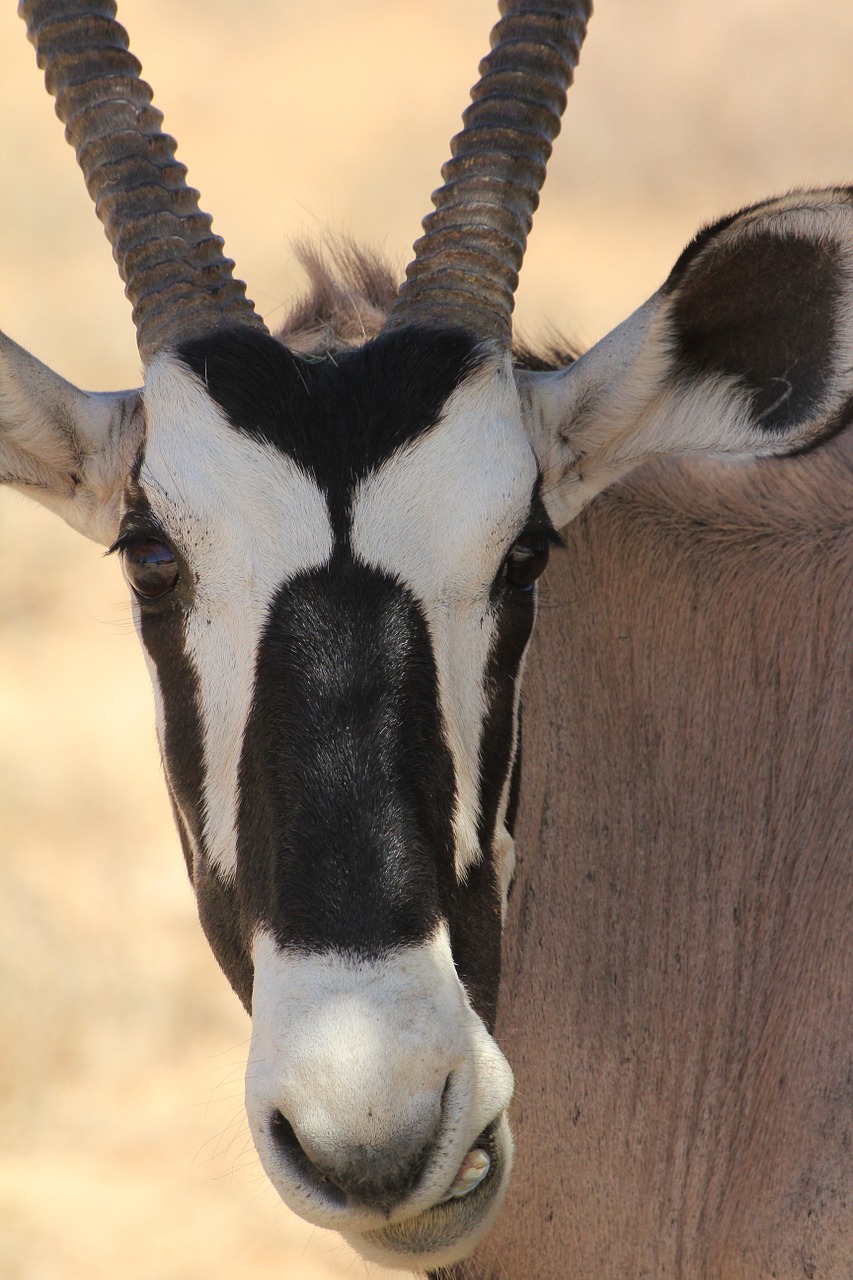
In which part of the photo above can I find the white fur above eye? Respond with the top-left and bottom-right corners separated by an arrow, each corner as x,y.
350,353 -> 538,878
138,354 -> 335,880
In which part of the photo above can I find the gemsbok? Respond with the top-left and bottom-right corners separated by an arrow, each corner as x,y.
3,1 -> 852,1277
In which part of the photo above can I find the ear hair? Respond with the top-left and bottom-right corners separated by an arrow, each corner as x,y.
0,331 -> 142,545
522,188 -> 853,529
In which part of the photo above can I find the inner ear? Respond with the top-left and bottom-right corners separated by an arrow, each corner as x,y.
0,331 -> 143,545
670,229 -> 842,433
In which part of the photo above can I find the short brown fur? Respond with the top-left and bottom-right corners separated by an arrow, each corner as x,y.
278,243 -> 399,354
481,437 -> 853,1279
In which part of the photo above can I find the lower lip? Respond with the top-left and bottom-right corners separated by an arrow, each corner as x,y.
357,1123 -> 503,1268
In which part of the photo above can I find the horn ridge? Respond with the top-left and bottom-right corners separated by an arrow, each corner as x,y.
386,0 -> 592,344
19,0 -> 268,360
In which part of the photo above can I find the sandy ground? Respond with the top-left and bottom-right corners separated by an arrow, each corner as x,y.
1,2 -> 852,1277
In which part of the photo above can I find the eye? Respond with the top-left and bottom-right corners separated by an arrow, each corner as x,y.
503,532 -> 550,592
121,538 -> 179,600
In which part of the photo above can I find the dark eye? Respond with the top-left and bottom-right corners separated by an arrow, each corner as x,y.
121,538 -> 179,600
503,532 -> 550,591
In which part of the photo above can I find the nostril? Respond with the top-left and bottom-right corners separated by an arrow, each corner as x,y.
268,1102 -> 442,1215
269,1109 -> 348,1207
270,1108 -> 300,1159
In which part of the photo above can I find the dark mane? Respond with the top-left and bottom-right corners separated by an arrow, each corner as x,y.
276,242 -> 399,354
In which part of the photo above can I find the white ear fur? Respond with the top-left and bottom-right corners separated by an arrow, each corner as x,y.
522,188 -> 853,529
0,331 -> 142,544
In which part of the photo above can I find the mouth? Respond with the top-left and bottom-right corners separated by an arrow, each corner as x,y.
438,1139 -> 492,1202
350,1116 -> 512,1270
441,1119 -> 499,1200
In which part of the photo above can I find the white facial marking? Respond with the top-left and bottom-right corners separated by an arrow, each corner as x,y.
350,354 -> 538,878
247,925 -> 514,1236
138,354 -> 334,880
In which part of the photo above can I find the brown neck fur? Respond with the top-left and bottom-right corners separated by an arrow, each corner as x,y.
476,437 -> 853,1278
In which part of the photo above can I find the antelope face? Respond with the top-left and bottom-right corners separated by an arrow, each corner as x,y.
123,326 -> 552,1268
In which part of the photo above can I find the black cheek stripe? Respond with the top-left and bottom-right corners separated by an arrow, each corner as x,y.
446,594 -> 536,1029
123,473 -> 207,882
138,606 -> 206,879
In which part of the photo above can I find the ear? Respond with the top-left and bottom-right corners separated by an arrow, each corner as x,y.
521,188 -> 853,528
0,331 -> 143,545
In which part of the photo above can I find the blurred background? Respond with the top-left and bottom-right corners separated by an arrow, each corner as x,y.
1,2 -> 851,1276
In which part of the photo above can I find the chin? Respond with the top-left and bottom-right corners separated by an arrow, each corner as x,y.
344,1115 -> 513,1272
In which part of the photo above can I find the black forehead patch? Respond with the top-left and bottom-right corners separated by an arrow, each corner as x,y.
176,326 -> 485,494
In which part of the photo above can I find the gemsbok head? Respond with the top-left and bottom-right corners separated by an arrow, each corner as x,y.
3,0 -> 853,1272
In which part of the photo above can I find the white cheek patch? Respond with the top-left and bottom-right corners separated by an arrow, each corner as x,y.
350,355 -> 538,879
138,353 -> 334,881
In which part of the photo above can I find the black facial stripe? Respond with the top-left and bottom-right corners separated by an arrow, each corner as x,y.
476,595 -> 536,864
447,850 -> 504,1033
475,475 -> 552,868
177,327 -> 485,543
441,590 -> 536,1030
122,480 -> 206,879
196,858 -> 255,1012
140,609 -> 206,877
167,802 -> 255,1012
444,481 -> 549,1026
236,558 -> 458,956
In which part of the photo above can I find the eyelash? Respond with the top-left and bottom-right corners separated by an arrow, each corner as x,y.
501,524 -> 563,592
107,526 -> 164,557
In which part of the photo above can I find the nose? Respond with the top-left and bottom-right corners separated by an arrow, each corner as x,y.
246,930 -> 515,1228
269,1082 -> 445,1214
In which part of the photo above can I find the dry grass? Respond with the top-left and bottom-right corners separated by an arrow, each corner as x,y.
1,1 -> 852,1276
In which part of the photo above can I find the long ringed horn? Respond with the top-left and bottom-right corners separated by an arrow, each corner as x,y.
19,0 -> 269,362
385,0 -> 592,345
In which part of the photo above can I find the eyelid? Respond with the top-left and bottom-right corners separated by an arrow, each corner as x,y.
538,525 -> 566,551
106,523 -> 172,558
511,521 -> 565,552
522,479 -> 565,552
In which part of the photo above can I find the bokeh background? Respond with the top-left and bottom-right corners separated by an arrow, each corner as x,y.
1,2 -> 852,1276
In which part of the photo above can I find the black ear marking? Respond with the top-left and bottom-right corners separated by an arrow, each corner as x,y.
668,220 -> 843,434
